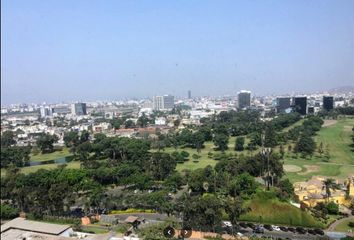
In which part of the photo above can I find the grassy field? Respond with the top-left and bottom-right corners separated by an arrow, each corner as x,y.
81,224 -> 110,234
284,117 -> 354,182
167,117 -> 354,183
30,147 -> 72,162
1,161 -> 81,176
239,192 -> 325,228
333,218 -> 354,232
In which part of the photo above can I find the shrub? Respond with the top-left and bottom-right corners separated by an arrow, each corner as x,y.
110,208 -> 156,214
0,204 -> 19,220
326,202 -> 339,215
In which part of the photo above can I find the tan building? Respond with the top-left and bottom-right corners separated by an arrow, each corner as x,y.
294,175 -> 354,208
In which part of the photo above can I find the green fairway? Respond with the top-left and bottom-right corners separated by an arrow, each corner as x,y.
1,161 -> 81,176
165,117 -> 354,177
239,192 -> 325,228
281,119 -> 305,132
284,118 -> 354,182
314,118 -> 354,165
30,147 -> 72,162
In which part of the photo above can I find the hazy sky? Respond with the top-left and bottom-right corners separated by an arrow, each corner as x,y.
1,0 -> 354,104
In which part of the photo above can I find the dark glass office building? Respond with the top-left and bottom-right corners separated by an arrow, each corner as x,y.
238,91 -> 251,109
323,96 -> 334,111
293,97 -> 307,115
276,97 -> 291,113
71,103 -> 87,115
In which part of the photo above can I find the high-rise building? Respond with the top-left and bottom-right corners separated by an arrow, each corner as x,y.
153,96 -> 164,110
188,90 -> 192,99
237,90 -> 251,109
71,103 -> 87,115
40,107 -> 52,118
323,96 -> 334,111
293,97 -> 307,115
153,95 -> 175,110
276,97 -> 291,113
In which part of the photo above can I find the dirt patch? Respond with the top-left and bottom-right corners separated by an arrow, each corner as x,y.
344,125 -> 353,132
284,165 -> 302,172
322,120 -> 337,127
298,165 -> 320,175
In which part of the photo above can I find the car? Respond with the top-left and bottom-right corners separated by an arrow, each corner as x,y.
296,227 -> 307,234
263,224 -> 272,231
236,232 -> 244,237
222,221 -> 232,227
247,222 -> 256,229
287,227 -> 296,233
253,226 -> 265,234
279,226 -> 288,232
307,229 -> 316,235
272,225 -> 281,231
239,222 -> 248,228
314,229 -> 325,235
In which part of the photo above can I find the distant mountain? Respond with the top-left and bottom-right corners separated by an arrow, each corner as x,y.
328,86 -> 354,94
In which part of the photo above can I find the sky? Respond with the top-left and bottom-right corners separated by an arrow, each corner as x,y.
1,0 -> 354,104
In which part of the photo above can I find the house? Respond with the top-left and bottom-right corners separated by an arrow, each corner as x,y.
1,217 -> 74,239
294,176 -> 354,208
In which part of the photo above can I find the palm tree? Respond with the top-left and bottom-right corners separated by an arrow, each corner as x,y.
323,178 -> 340,202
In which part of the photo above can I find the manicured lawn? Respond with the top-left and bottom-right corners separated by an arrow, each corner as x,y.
314,118 -> 354,165
165,117 -> 354,178
1,161 -> 81,176
281,119 -> 305,132
159,144 -> 218,172
81,224 -> 110,234
333,218 -> 354,232
239,192 -> 324,228
21,161 -> 81,174
283,118 -> 354,182
30,148 -> 72,162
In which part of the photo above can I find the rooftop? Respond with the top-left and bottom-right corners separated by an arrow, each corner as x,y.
1,218 -> 71,235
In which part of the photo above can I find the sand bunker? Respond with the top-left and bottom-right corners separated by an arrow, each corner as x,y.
298,165 -> 320,175
284,165 -> 302,172
322,120 -> 337,127
344,125 -> 353,132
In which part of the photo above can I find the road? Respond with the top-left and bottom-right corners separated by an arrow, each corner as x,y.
238,228 -> 322,240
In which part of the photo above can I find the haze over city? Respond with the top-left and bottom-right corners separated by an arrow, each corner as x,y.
2,0 -> 354,104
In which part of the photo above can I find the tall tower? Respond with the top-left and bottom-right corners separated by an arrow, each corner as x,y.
237,90 -> 251,109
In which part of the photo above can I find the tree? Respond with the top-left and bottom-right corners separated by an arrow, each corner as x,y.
137,113 -> 149,128
213,133 -> 229,152
63,131 -> 79,147
125,120 -> 135,129
228,173 -> 257,197
264,124 -> 278,147
234,137 -> 245,151
191,132 -> 205,153
326,202 -> 339,214
323,178 -> 340,202
0,146 -> 31,168
1,131 -> 16,147
279,144 -> 285,159
295,134 -> 316,157
277,179 -> 294,200
224,197 -> 245,227
148,152 -> 176,181
36,133 -> 59,153
0,204 -> 19,219
80,130 -> 90,143
318,142 -> 324,157
76,141 -> 92,161
173,119 -> 181,128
